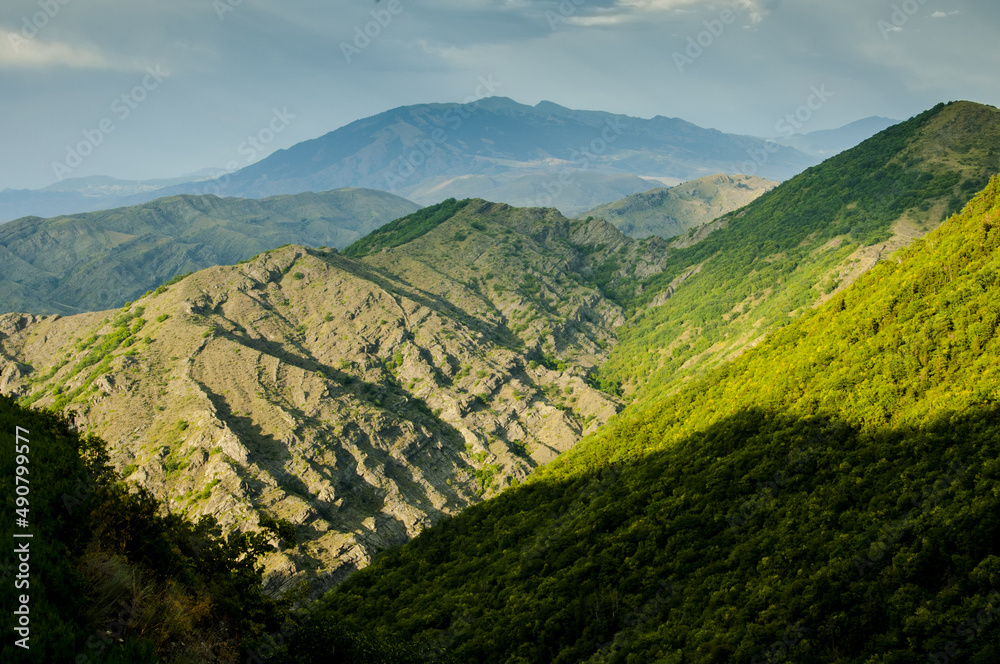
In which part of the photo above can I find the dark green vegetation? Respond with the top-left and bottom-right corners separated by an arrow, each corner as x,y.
601,101 -> 1000,400
0,188 -> 417,315
342,198 -> 472,257
279,175 -> 1000,662
0,396 -> 307,663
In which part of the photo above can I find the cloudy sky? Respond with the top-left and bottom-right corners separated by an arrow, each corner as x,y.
0,0 -> 995,190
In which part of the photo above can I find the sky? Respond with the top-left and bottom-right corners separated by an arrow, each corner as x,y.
0,0 -> 996,190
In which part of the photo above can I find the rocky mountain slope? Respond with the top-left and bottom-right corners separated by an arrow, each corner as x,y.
0,200 -> 669,595
0,188 -> 418,315
584,173 -> 778,239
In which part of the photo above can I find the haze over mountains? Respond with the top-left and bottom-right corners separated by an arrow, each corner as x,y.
0,98 -> 898,222
0,188 -> 417,315
769,115 -> 898,158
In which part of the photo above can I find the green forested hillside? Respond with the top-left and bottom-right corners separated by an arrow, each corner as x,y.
601,101 -> 1000,402
281,176 -> 1000,663
0,188 -> 418,315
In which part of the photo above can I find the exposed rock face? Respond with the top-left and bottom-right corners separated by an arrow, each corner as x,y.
0,201 -> 666,595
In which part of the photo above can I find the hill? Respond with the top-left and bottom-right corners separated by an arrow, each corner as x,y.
0,200 -> 670,596
280,173 -> 1000,664
0,188 -> 418,315
585,173 -> 778,240
601,100 -> 1000,401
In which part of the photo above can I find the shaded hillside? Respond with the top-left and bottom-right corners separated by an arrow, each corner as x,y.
0,188 -> 418,315
585,173 -> 778,239
0,396 -> 302,664
0,200 -> 669,596
283,175 -> 1000,664
602,100 -> 1000,400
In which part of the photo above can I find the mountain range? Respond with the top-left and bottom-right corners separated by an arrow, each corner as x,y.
0,174 -> 782,317
0,188 -> 417,315
1,98 -> 896,222
3,99 -> 1000,663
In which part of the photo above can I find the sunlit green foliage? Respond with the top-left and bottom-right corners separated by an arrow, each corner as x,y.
600,101 -> 1000,400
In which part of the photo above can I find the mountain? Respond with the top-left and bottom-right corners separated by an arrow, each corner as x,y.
601,100 -> 1000,401
0,173 -> 215,222
281,173 -> 1000,664
0,199 -> 671,596
128,97 -> 814,213
771,116 -> 898,158
584,173 -> 778,239
0,99 -> 815,221
0,188 -> 418,315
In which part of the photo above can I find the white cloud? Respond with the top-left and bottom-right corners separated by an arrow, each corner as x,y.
565,15 -> 630,26
930,10 -> 960,18
613,0 -> 768,24
0,31 -> 115,69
